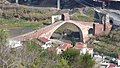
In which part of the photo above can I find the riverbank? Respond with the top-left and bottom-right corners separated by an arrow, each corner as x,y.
0,17 -> 50,29
0,4 -> 57,29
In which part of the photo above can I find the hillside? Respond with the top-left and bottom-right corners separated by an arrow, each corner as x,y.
7,0 -> 80,9
87,27 -> 120,57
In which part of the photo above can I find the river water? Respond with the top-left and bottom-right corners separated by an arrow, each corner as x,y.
8,27 -> 33,38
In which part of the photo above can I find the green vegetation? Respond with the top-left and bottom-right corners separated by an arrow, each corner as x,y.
80,53 -> 95,68
0,5 -> 56,29
71,36 -> 76,46
52,23 -> 80,43
71,8 -> 94,22
61,48 -> 95,68
61,48 -> 80,65
0,17 -> 46,28
0,17 -> 50,29
0,2 -> 96,68
89,28 -> 120,57
1,7 -> 53,21
56,57 -> 70,68
0,30 -> 95,68
0,29 -> 9,46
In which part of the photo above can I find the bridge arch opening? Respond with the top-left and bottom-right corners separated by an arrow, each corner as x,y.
50,23 -> 83,45
110,19 -> 113,25
61,14 -> 65,21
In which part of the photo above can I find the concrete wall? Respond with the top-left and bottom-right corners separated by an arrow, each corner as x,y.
52,15 -> 62,23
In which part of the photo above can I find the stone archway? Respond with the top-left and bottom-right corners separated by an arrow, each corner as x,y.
50,23 -> 84,42
39,20 -> 90,42
37,20 -> 92,43
13,20 -> 92,43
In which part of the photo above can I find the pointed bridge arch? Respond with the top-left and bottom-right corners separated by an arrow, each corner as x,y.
13,20 -> 93,43
40,20 -> 93,43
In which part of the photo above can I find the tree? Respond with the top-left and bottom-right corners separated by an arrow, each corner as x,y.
16,39 -> 43,68
79,53 -> 95,68
56,57 -> 70,68
0,29 -> 13,68
61,48 -> 79,65
0,29 -> 9,46
0,29 -> 95,68
71,36 -> 76,46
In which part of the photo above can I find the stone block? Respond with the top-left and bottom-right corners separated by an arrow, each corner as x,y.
93,23 -> 104,35
104,23 -> 112,33
62,13 -> 70,21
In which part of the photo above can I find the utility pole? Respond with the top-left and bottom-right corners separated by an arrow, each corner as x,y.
57,0 -> 60,10
102,2 -> 106,9
16,0 -> 18,4
27,0 -> 31,5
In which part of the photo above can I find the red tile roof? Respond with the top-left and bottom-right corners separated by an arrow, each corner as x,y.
38,37 -> 50,43
47,47 -> 54,52
74,42 -> 87,49
57,43 -> 72,50
76,42 -> 84,45
58,45 -> 67,50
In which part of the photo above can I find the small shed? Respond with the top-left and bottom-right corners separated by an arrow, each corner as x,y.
38,37 -> 52,49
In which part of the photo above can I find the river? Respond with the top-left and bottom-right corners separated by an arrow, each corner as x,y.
8,27 -> 33,38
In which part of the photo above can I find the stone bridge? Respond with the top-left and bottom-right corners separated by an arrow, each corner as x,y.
12,20 -> 93,43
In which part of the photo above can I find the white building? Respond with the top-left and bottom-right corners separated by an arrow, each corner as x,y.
51,15 -> 62,23
117,55 -> 120,67
37,37 -> 52,49
74,42 -> 93,57
8,39 -> 22,48
118,59 -> 120,67
41,42 -> 52,49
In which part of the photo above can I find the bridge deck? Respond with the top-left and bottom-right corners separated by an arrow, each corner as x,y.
11,20 -> 93,42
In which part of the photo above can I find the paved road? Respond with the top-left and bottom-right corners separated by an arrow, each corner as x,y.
74,0 -> 120,26
95,8 -> 120,26
106,9 -> 120,26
